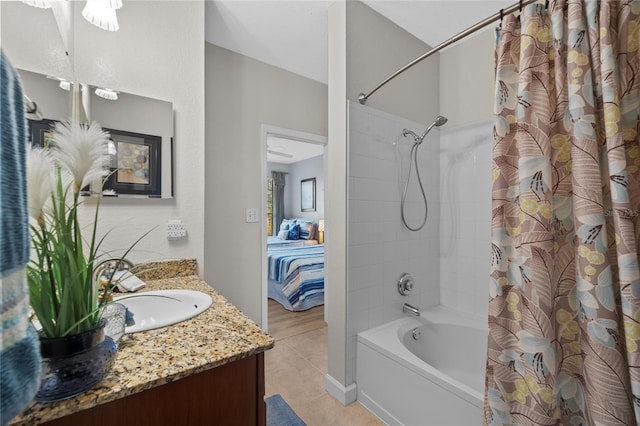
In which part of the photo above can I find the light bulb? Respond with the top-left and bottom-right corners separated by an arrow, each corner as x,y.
95,88 -> 118,100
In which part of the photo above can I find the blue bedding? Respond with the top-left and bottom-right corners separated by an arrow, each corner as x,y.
267,236 -> 318,248
267,244 -> 324,311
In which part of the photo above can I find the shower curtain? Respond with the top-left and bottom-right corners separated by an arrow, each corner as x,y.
486,1 -> 640,425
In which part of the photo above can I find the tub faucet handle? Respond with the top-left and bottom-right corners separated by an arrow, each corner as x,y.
398,273 -> 414,296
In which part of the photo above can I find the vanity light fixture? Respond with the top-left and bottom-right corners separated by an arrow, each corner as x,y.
21,0 -> 123,32
82,0 -> 120,32
95,87 -> 119,100
20,0 -> 51,9
46,75 -> 72,91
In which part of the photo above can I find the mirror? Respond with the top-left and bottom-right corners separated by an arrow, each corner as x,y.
18,68 -> 174,199
1,1 -> 174,199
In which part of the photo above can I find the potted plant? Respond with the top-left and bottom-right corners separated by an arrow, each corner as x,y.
26,120 -> 137,401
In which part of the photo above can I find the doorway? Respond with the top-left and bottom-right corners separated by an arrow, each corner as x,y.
260,124 -> 327,333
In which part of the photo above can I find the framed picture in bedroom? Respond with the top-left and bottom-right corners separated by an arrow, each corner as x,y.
301,177 -> 316,212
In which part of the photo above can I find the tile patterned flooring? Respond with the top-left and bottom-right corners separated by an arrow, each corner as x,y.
265,314 -> 383,425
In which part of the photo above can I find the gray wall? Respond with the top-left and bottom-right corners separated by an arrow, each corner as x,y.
204,43 -> 328,324
440,29 -> 495,128
287,155 -> 324,221
346,0 -> 440,125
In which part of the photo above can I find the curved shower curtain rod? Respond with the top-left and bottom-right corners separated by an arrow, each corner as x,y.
358,0 -> 540,105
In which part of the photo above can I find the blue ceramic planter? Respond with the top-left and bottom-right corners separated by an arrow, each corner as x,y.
35,322 -> 117,402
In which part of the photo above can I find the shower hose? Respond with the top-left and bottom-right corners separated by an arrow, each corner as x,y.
401,140 -> 428,232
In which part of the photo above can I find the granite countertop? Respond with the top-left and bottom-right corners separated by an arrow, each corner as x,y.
11,259 -> 274,426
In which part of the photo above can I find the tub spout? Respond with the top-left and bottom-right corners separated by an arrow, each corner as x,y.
403,303 -> 420,316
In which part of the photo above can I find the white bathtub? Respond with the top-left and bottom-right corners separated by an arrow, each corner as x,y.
357,306 -> 488,426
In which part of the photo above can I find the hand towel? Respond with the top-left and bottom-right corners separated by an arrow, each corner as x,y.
112,270 -> 146,292
0,51 -> 41,426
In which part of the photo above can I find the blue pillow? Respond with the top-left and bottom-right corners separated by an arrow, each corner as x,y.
297,221 -> 315,240
279,219 -> 296,232
288,224 -> 300,240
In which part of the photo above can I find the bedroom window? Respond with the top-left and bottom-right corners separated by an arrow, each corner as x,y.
266,177 -> 273,236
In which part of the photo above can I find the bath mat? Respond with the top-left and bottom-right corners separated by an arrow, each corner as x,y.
266,394 -> 306,426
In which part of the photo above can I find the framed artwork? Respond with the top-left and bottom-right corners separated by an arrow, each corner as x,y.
27,120 -> 162,197
103,128 -> 162,197
28,118 -> 58,148
301,177 -> 316,212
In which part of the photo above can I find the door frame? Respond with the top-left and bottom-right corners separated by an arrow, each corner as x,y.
260,124 -> 327,331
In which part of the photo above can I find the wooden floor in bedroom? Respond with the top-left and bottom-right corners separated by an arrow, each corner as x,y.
267,299 -> 326,340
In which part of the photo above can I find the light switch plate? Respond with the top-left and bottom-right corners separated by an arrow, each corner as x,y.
245,208 -> 259,223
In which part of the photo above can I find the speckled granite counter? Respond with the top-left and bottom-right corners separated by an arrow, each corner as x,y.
10,260 -> 274,426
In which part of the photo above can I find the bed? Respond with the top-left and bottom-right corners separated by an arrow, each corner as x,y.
267,236 -> 318,248
267,244 -> 324,311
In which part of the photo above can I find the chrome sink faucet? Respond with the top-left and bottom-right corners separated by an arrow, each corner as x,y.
403,303 -> 420,316
94,258 -> 134,282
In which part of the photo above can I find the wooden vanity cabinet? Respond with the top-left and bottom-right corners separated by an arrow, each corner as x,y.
41,353 -> 266,426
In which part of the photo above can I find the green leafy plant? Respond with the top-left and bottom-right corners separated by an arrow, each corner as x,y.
26,121 -> 143,338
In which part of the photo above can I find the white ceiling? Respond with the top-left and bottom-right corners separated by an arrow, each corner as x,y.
205,0 -> 516,85
267,135 -> 324,164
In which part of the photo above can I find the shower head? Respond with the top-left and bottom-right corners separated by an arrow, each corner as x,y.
402,115 -> 448,144
433,115 -> 448,127
419,115 -> 448,141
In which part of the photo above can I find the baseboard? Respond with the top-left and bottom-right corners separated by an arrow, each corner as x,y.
357,389 -> 401,426
324,374 -> 357,405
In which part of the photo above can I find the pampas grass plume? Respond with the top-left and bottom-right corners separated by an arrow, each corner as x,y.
51,121 -> 110,194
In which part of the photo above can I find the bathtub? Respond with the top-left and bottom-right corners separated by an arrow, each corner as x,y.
356,306 -> 487,426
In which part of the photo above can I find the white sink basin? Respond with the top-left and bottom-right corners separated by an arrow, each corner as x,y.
114,289 -> 213,333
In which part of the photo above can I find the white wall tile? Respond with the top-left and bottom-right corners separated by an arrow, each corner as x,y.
348,287 -> 371,313
346,104 -> 505,389
439,120 -> 493,317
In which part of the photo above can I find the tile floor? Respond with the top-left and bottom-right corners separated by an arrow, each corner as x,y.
265,325 -> 383,425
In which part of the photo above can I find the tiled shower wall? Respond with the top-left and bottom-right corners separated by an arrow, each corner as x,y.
347,101 -> 440,383
438,120 -> 493,320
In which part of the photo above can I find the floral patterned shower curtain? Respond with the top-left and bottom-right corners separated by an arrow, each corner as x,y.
486,1 -> 640,424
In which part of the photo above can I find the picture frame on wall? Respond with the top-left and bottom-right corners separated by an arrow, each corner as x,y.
301,177 -> 316,212
104,128 -> 162,197
28,118 -> 58,148
27,120 -> 162,198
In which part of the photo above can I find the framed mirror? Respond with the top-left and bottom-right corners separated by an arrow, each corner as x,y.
18,68 -> 174,199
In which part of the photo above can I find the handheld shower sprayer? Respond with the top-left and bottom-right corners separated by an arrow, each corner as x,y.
400,115 -> 448,231
402,115 -> 448,145
421,115 -> 448,139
